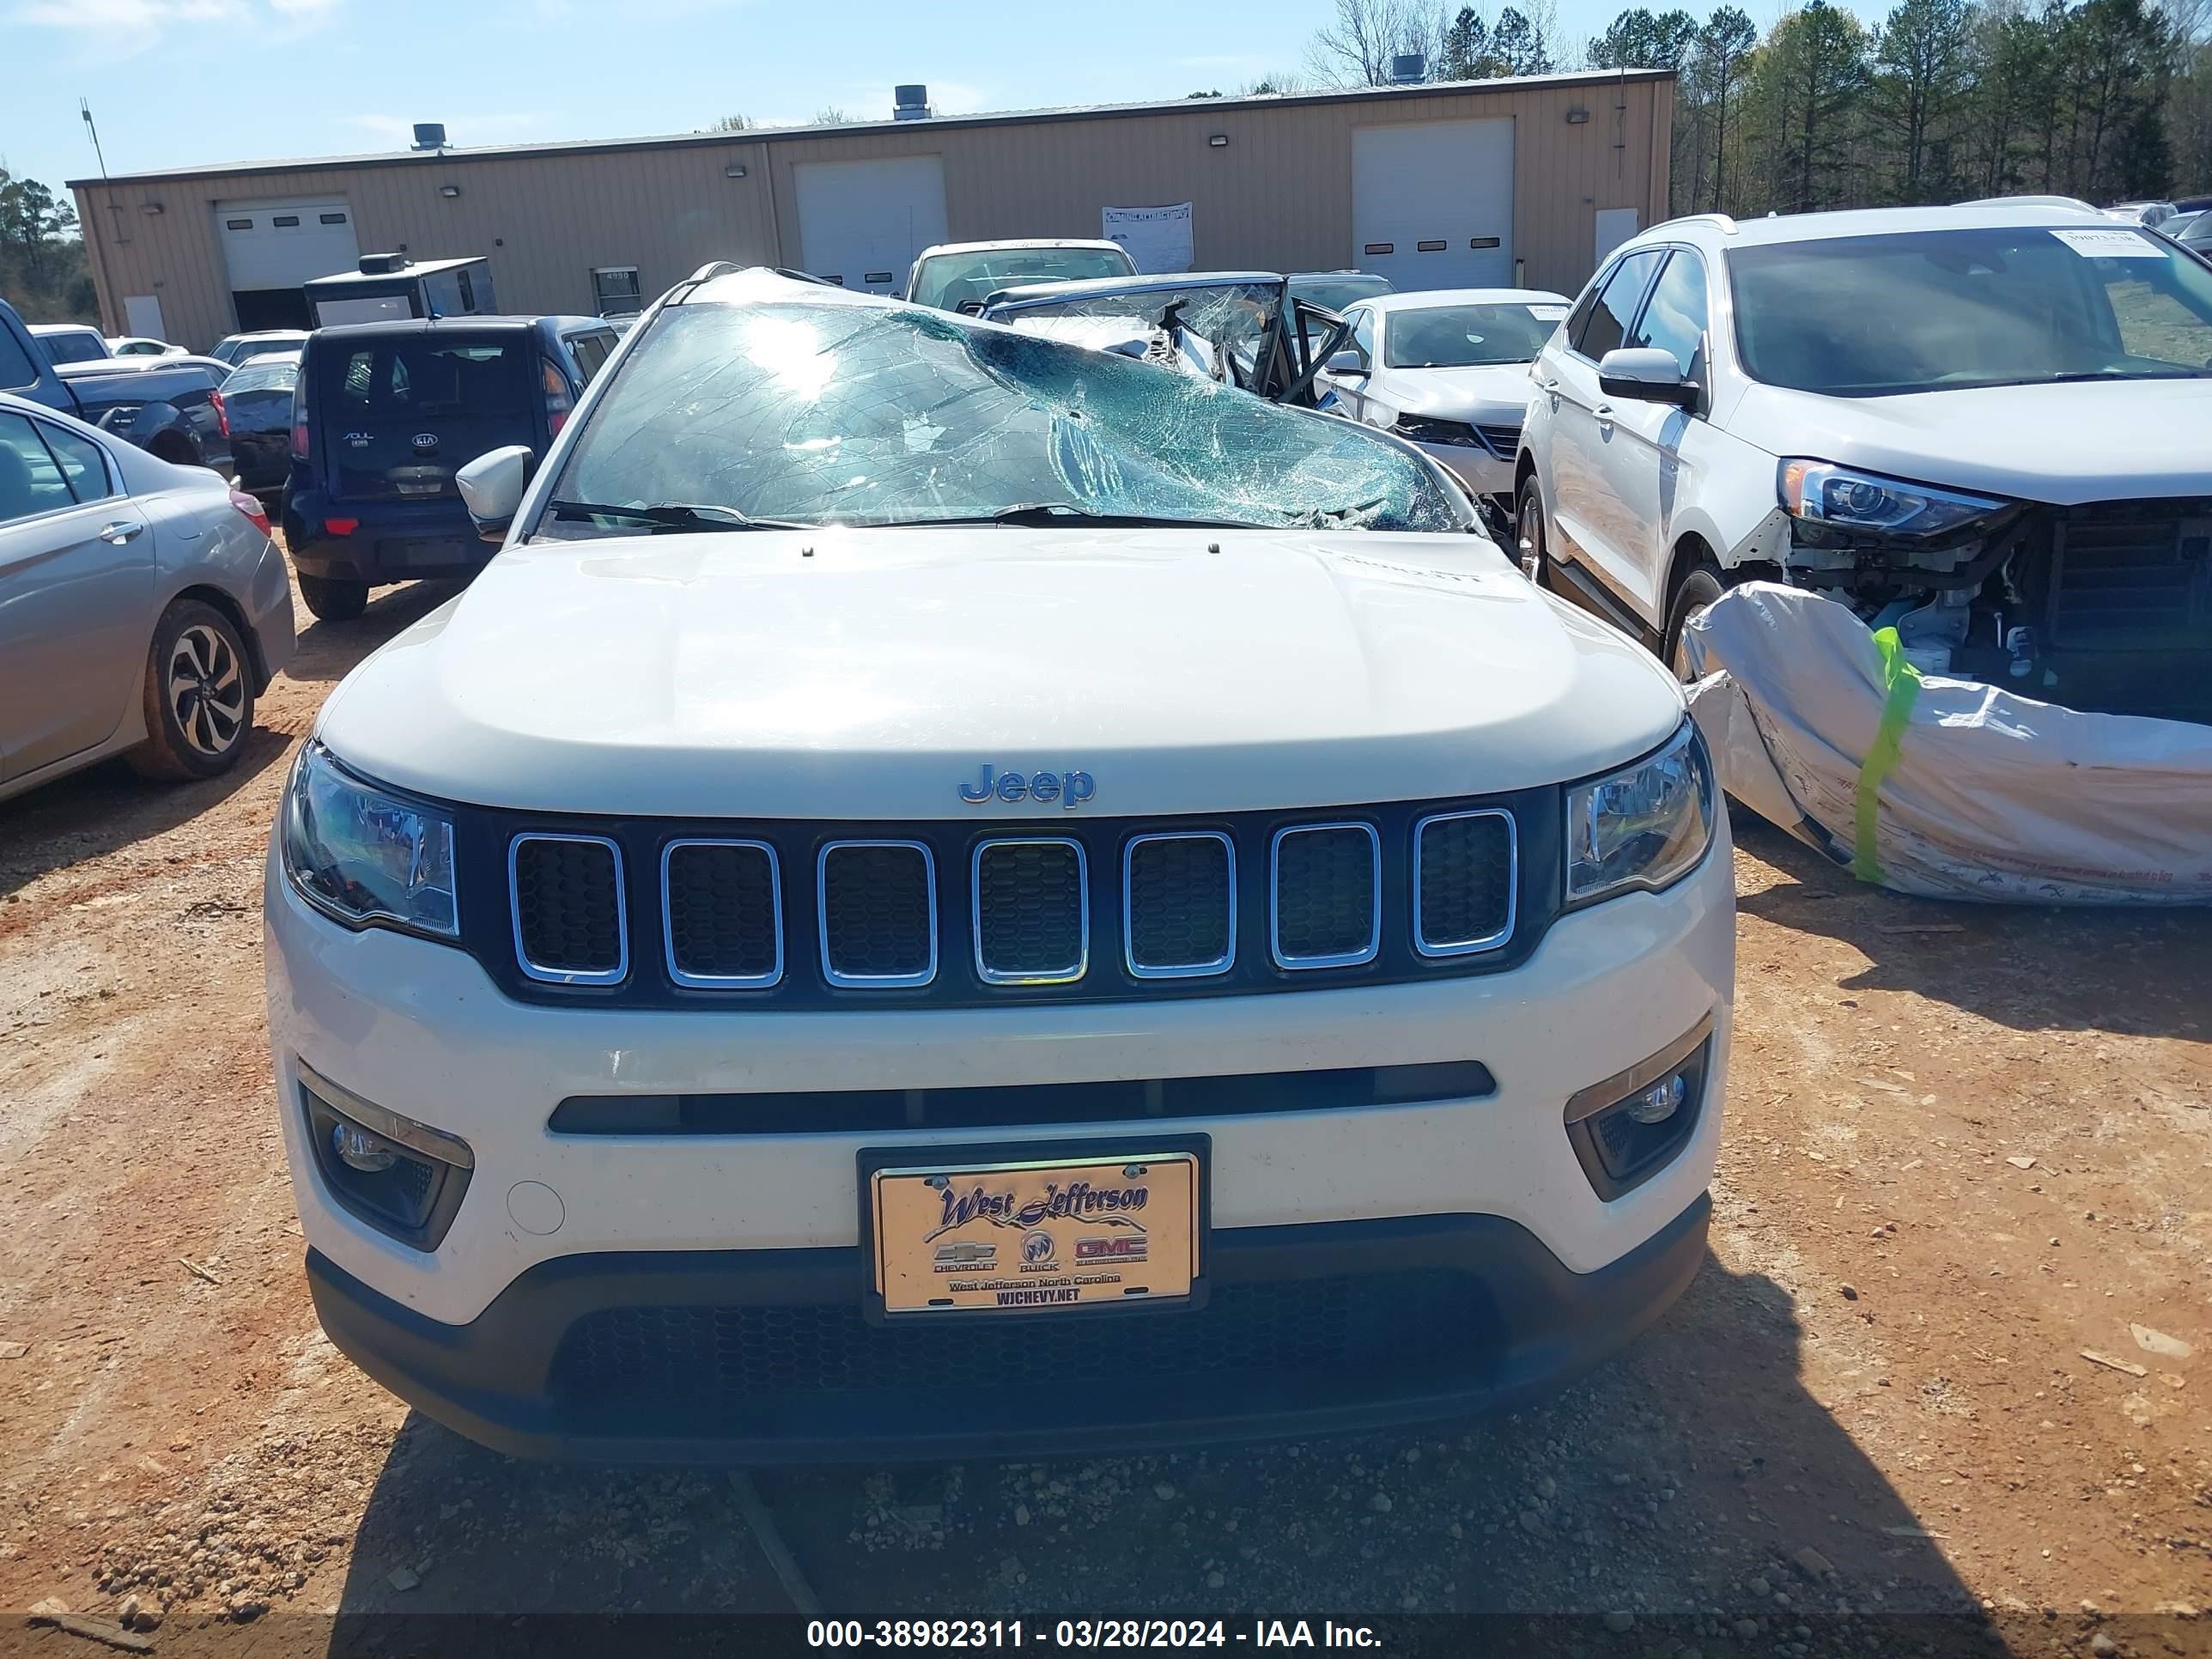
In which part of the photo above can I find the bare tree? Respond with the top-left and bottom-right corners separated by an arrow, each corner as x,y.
1306,0 -> 1449,85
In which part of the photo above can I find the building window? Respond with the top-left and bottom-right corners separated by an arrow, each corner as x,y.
591,266 -> 642,317
226,218 -> 253,230
319,211 -> 348,224
274,215 -> 301,228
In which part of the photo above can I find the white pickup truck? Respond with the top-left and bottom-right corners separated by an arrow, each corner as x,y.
264,269 -> 1734,1461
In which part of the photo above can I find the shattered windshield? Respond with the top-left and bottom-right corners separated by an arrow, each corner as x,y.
987,281 -> 1282,386
542,298 -> 1465,534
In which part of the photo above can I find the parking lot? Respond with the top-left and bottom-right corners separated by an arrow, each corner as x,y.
1,563 -> 2206,1652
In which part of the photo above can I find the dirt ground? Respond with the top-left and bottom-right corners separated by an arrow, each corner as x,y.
1,572 -> 2208,1655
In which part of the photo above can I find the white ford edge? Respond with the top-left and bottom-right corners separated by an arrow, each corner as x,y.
264,267 -> 1734,1462
1516,200 -> 2212,722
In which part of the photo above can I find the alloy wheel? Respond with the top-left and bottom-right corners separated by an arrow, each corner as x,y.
167,623 -> 246,759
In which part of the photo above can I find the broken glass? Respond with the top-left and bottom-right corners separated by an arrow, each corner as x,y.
542,296 -> 1468,537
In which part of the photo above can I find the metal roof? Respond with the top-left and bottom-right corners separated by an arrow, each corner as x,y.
69,69 -> 1673,190
302,256 -> 491,289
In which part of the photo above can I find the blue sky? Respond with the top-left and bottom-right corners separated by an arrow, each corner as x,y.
0,0 -> 1700,198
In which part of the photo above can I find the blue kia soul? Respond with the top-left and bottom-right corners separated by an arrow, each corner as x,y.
282,315 -> 616,622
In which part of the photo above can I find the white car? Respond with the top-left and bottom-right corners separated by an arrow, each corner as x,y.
902,239 -> 1137,313
1516,200 -> 2212,721
27,323 -> 112,366
210,329 -> 312,367
106,336 -> 188,357
1318,288 -> 1572,509
264,265 -> 1733,1462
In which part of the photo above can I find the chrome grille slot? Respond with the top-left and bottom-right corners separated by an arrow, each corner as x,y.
1123,831 -> 1235,977
971,839 -> 1087,985
662,840 -> 782,988
510,834 -> 628,985
1413,809 -> 1516,956
817,841 -> 937,988
1474,421 -> 1522,459
1270,823 -> 1380,969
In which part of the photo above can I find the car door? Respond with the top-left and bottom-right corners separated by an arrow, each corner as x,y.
1586,248 -> 1714,614
1539,248 -> 1664,620
0,413 -> 153,781
1320,307 -> 1379,419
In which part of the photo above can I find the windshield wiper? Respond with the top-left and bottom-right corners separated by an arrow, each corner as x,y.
878,503 -> 1257,531
548,499 -> 817,532
2039,368 -> 2212,384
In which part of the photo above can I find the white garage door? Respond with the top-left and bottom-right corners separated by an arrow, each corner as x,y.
217,198 -> 360,291
1352,120 -> 1514,292
795,158 -> 949,295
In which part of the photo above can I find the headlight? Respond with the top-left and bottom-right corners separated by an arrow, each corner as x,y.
1566,721 -> 1717,904
282,742 -> 459,939
1778,459 -> 2006,539
1394,415 -> 1481,447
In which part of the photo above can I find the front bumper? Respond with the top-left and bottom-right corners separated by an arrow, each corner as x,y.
1416,441 -> 1515,500
267,816 -> 1733,1455
306,1194 -> 1711,1462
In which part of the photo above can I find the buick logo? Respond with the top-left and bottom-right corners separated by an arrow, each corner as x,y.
1022,1229 -> 1056,1266
959,764 -> 1095,808
410,432 -> 439,452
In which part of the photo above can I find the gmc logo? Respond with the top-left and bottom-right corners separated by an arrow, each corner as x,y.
1076,1237 -> 1147,1259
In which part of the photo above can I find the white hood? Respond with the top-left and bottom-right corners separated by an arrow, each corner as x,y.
317,527 -> 1684,819
1386,363 -> 1536,422
1731,378 -> 2212,505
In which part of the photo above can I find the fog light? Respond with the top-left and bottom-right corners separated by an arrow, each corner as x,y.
296,1060 -> 473,1251
332,1121 -> 398,1172
1563,1018 -> 1715,1200
1625,1073 -> 1686,1125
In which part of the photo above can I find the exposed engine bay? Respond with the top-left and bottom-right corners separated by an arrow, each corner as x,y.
1774,495 -> 2212,726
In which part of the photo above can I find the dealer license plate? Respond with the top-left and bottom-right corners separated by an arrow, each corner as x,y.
869,1152 -> 1200,1316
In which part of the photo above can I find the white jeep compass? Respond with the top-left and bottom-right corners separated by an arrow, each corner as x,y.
264,267 -> 1734,1462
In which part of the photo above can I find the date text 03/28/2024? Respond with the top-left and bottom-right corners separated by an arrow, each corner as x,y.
806,1620 -> 1384,1649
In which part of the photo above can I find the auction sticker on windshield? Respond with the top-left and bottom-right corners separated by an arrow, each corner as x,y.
869,1151 -> 1200,1316
2050,228 -> 2166,258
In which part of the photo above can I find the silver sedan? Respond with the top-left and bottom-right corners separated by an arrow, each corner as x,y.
0,392 -> 295,804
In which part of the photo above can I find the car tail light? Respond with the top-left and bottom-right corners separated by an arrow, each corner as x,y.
325,517 -> 359,536
228,489 -> 270,536
210,390 -> 229,438
540,358 -> 572,437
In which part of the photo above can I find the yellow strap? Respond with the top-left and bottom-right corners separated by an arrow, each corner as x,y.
1852,628 -> 1923,884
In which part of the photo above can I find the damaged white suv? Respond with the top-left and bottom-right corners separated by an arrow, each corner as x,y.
264,267 -> 1733,1462
1517,200 -> 2212,723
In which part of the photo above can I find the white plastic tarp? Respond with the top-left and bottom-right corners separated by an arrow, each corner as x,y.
1680,582 -> 2212,905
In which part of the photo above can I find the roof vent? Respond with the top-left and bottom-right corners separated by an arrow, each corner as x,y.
1389,53 -> 1427,84
411,122 -> 447,150
358,252 -> 412,274
893,84 -> 931,121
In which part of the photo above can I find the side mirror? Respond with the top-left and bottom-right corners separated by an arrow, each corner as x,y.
1596,347 -> 1699,410
1325,349 -> 1366,377
457,445 -> 536,543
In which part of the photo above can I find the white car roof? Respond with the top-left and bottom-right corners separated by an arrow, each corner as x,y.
1363,289 -> 1571,314
27,323 -> 102,336
1649,199 -> 2131,250
911,240 -> 1128,259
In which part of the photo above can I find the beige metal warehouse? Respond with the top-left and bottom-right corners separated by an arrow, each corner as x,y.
71,70 -> 1673,352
